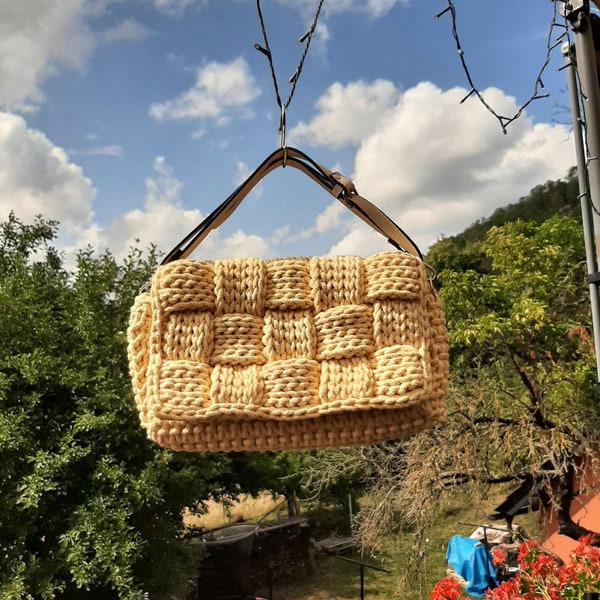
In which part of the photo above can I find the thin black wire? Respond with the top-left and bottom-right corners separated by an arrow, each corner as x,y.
255,0 -> 282,112
436,0 -> 567,134
255,0 -> 325,135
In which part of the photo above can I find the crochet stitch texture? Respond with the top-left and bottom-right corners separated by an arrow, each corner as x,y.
127,251 -> 448,452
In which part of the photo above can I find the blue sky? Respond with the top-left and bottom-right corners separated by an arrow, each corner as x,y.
0,0 -> 579,260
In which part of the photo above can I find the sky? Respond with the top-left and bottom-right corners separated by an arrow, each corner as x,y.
0,0 -> 581,262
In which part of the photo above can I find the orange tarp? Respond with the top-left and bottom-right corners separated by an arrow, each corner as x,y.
541,460 -> 600,564
542,493 -> 600,563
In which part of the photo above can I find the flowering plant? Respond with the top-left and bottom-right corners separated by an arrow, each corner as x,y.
430,535 -> 600,600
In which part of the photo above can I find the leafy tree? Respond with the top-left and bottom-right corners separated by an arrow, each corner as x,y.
0,215 -> 283,599
301,214 -> 600,558
427,168 -> 580,275
403,215 -> 599,537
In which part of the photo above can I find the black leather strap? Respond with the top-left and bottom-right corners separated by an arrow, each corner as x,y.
161,146 -> 422,264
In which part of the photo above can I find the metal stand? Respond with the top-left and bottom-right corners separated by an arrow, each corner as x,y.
331,555 -> 391,600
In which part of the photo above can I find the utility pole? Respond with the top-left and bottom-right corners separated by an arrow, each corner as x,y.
561,0 -> 600,392
562,1 -> 600,262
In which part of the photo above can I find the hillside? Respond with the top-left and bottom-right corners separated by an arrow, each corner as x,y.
426,167 -> 580,272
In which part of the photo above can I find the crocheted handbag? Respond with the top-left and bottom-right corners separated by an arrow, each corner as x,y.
127,147 -> 448,453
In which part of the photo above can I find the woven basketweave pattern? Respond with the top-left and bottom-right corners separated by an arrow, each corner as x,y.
127,251 -> 448,452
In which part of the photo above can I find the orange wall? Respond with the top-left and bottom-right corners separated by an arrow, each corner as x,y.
540,458 -> 600,564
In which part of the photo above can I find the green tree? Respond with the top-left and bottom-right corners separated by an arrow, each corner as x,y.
301,214 -> 600,557
0,215 -> 279,599
426,168 -> 580,275
398,215 -> 598,543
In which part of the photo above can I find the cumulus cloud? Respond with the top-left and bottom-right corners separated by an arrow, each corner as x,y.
82,156 -> 196,257
288,202 -> 345,242
0,0 -> 165,111
191,128 -> 207,140
289,80 -> 399,148
275,0 -> 397,58
278,0 -> 407,18
234,160 -> 264,199
0,0 -> 95,110
0,112 -> 95,235
84,156 -> 273,260
151,0 -> 207,17
149,57 -> 261,123
99,19 -> 153,44
72,144 -> 124,158
291,81 -> 575,256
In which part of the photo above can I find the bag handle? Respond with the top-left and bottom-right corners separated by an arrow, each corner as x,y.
161,146 -> 422,264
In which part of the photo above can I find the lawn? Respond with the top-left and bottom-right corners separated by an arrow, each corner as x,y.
254,490 -> 539,600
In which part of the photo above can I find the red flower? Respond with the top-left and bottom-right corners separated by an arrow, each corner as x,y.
486,577 -> 518,600
430,577 -> 464,600
517,540 -> 540,565
492,547 -> 507,567
434,534 -> 600,600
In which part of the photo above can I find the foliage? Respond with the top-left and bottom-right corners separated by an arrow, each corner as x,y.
0,215 -> 284,599
300,210 -> 600,557
427,169 -> 580,274
440,215 -> 596,431
430,535 -> 600,600
394,214 -> 599,545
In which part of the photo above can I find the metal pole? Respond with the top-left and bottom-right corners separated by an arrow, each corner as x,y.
331,555 -> 391,599
360,564 -> 364,600
562,42 -> 600,389
563,1 -> 600,263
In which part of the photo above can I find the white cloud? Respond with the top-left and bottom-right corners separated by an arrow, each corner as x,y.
0,112 -> 95,235
92,0 -> 208,19
288,201 -> 346,242
302,22 -> 330,60
278,0 -> 407,18
233,160 -> 264,199
84,156 -> 273,260
191,128 -> 207,140
211,230 -> 271,259
234,161 -> 252,186
149,57 -> 261,123
151,0 -> 207,17
363,0 -> 406,17
269,225 -> 291,245
289,80 -> 399,148
0,1 -> 164,112
82,156 -> 196,257
291,81 -> 575,256
0,0 -> 95,110
99,19 -> 152,44
73,145 -> 124,158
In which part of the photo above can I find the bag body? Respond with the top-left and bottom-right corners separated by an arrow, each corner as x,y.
127,148 -> 448,452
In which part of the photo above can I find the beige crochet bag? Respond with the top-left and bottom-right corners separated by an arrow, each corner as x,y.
127,147 -> 448,453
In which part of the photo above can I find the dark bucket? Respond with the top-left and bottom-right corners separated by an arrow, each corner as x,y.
201,523 -> 258,566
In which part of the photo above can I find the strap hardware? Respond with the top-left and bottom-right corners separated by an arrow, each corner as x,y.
160,146 -> 423,265
329,171 -> 357,196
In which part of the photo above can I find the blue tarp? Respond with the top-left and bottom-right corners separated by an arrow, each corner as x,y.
446,535 -> 498,597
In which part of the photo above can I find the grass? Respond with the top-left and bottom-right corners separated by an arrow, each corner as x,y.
260,489 -> 540,600
183,487 -> 539,600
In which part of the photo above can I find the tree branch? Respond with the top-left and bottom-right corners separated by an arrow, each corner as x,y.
509,354 -> 557,429
554,463 -> 598,541
439,471 -> 524,487
448,411 -> 525,432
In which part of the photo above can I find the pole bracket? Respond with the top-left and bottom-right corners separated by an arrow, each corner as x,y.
587,271 -> 600,283
561,0 -> 587,18
561,0 -> 590,32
